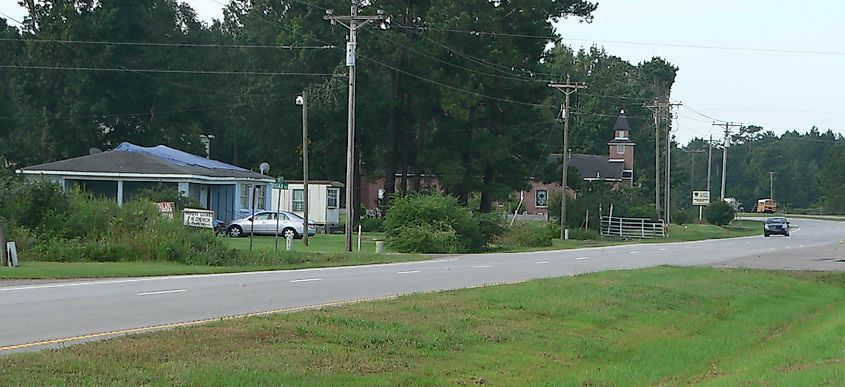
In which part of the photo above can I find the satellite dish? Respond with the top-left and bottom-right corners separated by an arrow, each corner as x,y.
89,147 -> 103,155
259,162 -> 271,174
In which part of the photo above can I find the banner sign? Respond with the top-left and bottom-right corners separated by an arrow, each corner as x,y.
182,208 -> 215,229
692,191 -> 710,206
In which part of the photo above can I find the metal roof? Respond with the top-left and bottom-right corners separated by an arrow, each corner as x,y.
20,142 -> 270,181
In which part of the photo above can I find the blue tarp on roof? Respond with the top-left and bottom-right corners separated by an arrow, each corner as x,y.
114,142 -> 249,172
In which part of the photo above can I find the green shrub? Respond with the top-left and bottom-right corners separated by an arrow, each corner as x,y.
496,222 -> 556,248
705,201 -> 736,226
387,221 -> 462,254
359,217 -> 384,232
384,193 -> 482,253
673,210 -> 691,225
133,183 -> 201,211
474,211 -> 506,246
569,228 -> 602,240
0,179 -> 70,233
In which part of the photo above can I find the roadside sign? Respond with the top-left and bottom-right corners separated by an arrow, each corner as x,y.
692,191 -> 710,206
273,176 -> 288,190
156,202 -> 175,219
182,208 -> 215,229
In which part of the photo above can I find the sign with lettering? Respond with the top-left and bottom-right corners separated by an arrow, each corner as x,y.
182,208 -> 215,229
692,191 -> 710,206
156,202 -> 175,219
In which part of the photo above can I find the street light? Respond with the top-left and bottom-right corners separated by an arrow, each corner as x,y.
296,92 -> 310,246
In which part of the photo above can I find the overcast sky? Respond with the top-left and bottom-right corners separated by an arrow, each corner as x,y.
3,0 -> 844,144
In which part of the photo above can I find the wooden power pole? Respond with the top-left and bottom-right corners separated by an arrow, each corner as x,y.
325,2 -> 383,252
548,75 -> 586,240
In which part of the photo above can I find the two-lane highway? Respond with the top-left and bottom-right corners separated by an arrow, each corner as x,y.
2,218 -> 844,352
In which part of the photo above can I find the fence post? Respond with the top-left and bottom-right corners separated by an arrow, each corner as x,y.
641,218 -> 645,238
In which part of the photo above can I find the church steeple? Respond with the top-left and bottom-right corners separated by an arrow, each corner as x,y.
608,109 -> 636,185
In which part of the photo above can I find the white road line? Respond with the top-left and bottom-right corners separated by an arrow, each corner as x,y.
629,251 -> 639,254
473,265 -> 492,269
397,270 -> 420,274
659,248 -> 666,251
289,278 -> 323,283
800,245 -> 805,248
576,257 -> 588,260
535,261 -> 549,264
136,289 -> 187,296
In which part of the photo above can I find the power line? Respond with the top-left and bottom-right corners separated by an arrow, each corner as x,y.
0,37 -> 336,49
0,64 -> 344,77
393,25 -> 845,56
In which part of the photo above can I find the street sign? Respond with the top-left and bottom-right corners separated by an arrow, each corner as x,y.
273,176 -> 288,190
692,191 -> 710,206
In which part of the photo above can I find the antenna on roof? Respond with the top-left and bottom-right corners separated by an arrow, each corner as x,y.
259,162 -> 270,175
89,147 -> 103,155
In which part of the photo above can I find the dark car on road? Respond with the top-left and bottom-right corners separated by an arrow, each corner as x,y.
764,217 -> 790,237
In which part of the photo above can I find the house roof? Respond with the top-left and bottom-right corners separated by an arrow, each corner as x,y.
20,142 -> 270,181
569,154 -> 623,180
548,154 -> 624,181
282,180 -> 345,187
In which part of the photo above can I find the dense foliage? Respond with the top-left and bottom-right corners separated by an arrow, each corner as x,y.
0,179 -> 242,264
704,200 -> 735,226
384,193 -> 485,253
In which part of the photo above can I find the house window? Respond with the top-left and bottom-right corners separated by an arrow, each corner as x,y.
255,185 -> 266,210
535,189 -> 548,208
327,188 -> 339,209
240,183 -> 251,209
292,189 -> 304,212
616,144 -> 625,155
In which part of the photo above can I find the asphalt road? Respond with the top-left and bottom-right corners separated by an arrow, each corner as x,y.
2,218 -> 844,352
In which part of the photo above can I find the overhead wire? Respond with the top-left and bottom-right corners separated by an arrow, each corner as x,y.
0,37 -> 335,49
0,64 -> 345,77
393,25 -> 845,56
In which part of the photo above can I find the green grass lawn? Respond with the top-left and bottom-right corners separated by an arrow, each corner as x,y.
3,267 -> 843,385
222,232 -> 386,254
0,223 -> 760,280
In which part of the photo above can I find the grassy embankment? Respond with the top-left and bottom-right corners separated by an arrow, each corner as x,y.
2,267 -> 843,385
0,222 -> 759,279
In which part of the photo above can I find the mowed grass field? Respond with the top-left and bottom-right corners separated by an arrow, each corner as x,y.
2,267 -> 843,385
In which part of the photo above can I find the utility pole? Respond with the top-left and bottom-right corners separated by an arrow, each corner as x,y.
325,2 -> 384,252
645,99 -> 668,220
548,75 -> 586,240
769,171 -> 775,200
299,91 -> 310,247
665,102 -> 682,224
707,134 -> 713,195
713,122 -> 742,200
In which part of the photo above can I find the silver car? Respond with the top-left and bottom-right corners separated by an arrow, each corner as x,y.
226,211 -> 316,239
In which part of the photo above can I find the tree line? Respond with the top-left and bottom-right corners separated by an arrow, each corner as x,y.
1,0 -> 841,217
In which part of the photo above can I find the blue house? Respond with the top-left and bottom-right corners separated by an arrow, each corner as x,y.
18,142 -> 274,222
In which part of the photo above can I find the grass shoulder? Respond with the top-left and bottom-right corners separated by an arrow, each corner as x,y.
3,267 -> 843,385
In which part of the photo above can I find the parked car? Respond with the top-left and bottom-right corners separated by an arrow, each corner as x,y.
226,211 -> 316,239
763,217 -> 790,237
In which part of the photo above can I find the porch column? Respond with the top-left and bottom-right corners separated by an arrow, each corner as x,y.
117,180 -> 124,206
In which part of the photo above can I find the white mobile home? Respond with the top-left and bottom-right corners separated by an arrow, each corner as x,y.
272,180 -> 343,229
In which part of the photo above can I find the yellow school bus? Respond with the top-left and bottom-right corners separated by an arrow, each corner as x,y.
755,199 -> 777,213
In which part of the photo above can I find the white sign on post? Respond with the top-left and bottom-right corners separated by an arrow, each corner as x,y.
182,208 -> 215,229
692,191 -> 711,206
6,241 -> 18,267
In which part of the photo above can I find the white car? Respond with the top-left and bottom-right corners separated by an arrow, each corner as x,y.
226,211 -> 316,239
